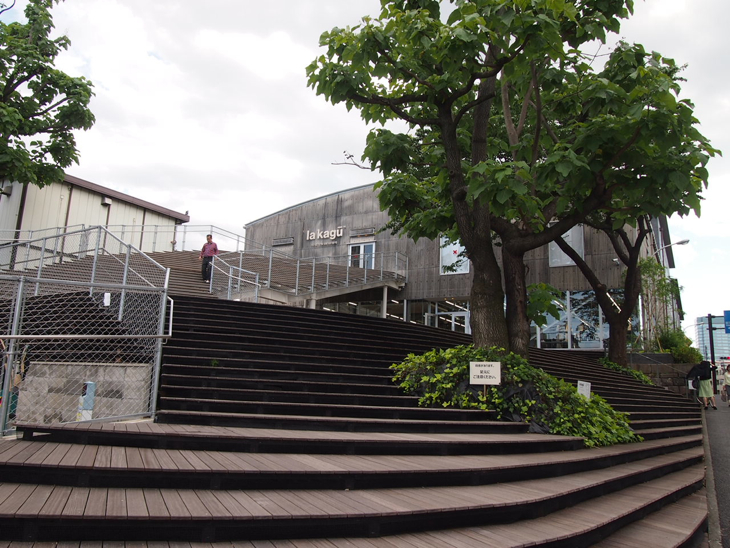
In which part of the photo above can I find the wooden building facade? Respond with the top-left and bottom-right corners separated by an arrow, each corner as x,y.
244,184 -> 679,350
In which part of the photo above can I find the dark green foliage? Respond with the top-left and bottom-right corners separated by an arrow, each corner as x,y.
391,345 -> 641,447
0,0 -> 95,187
598,357 -> 654,385
657,328 -> 703,364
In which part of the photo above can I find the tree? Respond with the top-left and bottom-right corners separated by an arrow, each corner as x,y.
307,1 -> 715,356
0,0 -> 94,188
553,215 -> 648,364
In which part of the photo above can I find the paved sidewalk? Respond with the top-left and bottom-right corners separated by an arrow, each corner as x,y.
704,396 -> 730,547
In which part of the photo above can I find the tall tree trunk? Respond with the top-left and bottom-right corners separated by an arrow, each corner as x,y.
607,317 -> 629,364
469,246 -> 510,350
502,246 -> 530,356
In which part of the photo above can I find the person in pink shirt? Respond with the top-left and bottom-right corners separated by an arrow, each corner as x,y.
198,234 -> 219,282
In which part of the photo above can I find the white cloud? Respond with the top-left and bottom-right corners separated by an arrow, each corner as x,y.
194,30 -> 314,81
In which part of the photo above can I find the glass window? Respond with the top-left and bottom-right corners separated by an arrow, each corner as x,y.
440,237 -> 469,275
349,242 -> 375,269
548,225 -> 584,267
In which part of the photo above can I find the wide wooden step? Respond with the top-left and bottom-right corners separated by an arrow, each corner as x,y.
154,409 -> 525,434
0,456 -> 704,542
15,422 -> 581,455
0,433 -> 701,491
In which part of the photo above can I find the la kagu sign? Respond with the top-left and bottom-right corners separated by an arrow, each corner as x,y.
305,227 -> 345,241
470,362 -> 501,385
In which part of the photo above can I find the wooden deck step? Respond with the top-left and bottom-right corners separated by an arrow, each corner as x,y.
234,472 -> 705,548
0,433 -> 702,491
15,422 -> 581,455
0,458 -> 704,542
153,409 -> 528,433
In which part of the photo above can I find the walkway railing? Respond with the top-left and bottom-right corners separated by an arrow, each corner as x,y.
209,254 -> 260,302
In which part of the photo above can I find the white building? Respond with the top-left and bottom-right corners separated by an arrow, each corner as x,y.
0,174 -> 189,253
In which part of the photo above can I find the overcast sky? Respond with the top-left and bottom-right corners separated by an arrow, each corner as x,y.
4,0 -> 728,346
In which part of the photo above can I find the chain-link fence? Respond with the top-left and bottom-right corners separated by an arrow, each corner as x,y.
0,227 -> 169,433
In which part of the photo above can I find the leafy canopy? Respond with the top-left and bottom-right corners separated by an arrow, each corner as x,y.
0,0 -> 95,187
307,1 -> 716,241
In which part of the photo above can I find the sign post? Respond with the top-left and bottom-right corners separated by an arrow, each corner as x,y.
470,361 -> 501,402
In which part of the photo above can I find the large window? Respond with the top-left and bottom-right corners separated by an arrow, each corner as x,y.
349,242 -> 375,269
548,225 -> 584,267
440,237 -> 469,275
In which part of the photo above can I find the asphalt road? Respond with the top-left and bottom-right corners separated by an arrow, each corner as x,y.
705,395 -> 730,547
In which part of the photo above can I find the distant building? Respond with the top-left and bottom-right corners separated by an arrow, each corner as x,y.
245,184 -> 683,350
0,174 -> 189,253
695,315 -> 730,363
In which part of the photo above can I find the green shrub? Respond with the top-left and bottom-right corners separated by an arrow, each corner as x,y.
391,345 -> 641,448
657,328 -> 703,364
598,358 -> 654,385
670,345 -> 703,364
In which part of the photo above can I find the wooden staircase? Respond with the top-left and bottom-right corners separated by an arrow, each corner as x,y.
0,293 -> 707,545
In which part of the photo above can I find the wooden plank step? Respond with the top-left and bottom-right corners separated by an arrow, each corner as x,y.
0,459 -> 704,542
242,471 -> 706,547
156,396 -> 496,422
15,422 -> 579,455
0,437 -> 702,491
153,409 -> 526,434
158,384 -> 419,408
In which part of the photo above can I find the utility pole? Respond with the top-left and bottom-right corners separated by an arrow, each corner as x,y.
708,314 -> 720,365
707,314 -> 721,393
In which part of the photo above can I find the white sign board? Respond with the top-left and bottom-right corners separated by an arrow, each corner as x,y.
470,362 -> 501,385
577,381 -> 591,400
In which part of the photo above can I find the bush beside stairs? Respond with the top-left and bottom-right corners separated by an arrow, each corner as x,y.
2,292 -> 707,546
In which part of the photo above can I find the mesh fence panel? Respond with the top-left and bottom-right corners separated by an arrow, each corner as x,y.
0,227 -> 167,430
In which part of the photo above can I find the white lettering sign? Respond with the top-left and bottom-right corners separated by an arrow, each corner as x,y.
470,362 -> 501,385
305,226 -> 345,241
577,381 -> 591,400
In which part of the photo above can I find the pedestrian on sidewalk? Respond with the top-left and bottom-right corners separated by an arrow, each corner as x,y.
199,234 -> 219,282
697,360 -> 718,410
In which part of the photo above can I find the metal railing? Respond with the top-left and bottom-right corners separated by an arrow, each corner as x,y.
210,254 -> 260,302
2,224 -> 409,304
1,224 -> 266,257
0,226 -> 169,432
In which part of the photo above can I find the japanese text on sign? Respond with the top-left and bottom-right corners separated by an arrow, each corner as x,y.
470,362 -> 501,385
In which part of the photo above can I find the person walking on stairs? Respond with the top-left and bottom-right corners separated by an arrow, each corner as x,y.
697,360 -> 718,410
199,234 -> 219,282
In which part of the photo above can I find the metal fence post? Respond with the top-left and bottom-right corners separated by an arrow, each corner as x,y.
237,252 -> 243,292
1,277 -> 25,434
119,244 -> 131,322
227,267 -> 233,300
35,237 -> 47,296
311,258 -> 316,292
149,271 -> 171,417
295,259 -> 301,296
89,226 -> 102,296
